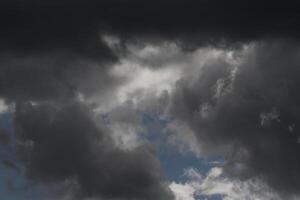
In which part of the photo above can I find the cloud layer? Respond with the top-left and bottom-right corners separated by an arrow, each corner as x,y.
0,1 -> 300,200
168,40 -> 300,198
16,102 -> 173,200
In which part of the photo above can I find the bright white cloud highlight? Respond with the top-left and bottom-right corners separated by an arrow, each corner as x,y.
0,99 -> 9,114
170,167 -> 281,200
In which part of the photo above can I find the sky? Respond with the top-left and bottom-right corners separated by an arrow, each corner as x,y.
0,1 -> 300,200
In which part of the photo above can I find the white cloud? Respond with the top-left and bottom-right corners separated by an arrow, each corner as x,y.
170,182 -> 196,200
170,167 -> 282,200
97,36 -> 251,114
109,60 -> 181,105
97,36 -> 255,156
0,98 -> 9,114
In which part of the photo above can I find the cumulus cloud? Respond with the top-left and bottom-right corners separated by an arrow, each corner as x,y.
7,38 -> 299,199
168,40 -> 300,198
170,167 -> 282,200
15,102 -> 173,200
0,1 -> 300,199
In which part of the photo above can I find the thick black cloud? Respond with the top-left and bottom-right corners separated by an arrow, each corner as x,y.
0,1 -> 299,199
15,102 -> 173,200
170,39 -> 300,197
0,51 -> 121,102
0,0 -> 299,102
0,0 -> 299,51
0,129 -> 10,146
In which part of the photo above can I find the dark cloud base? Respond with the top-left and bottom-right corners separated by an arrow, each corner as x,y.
15,102 -> 173,200
170,39 -> 300,198
0,0 -> 299,51
0,1 -> 299,199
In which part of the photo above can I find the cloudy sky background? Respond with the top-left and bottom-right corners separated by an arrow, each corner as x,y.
0,1 -> 300,200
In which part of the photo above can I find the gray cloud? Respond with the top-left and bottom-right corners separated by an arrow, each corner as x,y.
169,39 -> 300,198
15,102 -> 173,200
0,0 -> 299,53
0,1 -> 299,199
0,50 -> 120,103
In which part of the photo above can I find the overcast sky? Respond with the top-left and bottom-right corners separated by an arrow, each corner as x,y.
0,1 -> 300,200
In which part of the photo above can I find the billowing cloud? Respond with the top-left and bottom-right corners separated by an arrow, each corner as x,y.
168,39 -> 300,198
0,1 -> 299,199
15,102 -> 173,200
170,167 -> 282,200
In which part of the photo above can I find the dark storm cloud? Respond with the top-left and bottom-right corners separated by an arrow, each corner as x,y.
0,0 -> 298,102
0,129 -> 10,145
0,0 -> 299,51
169,39 -> 300,197
15,102 -> 173,200
0,51 -> 121,102
0,1 -> 299,199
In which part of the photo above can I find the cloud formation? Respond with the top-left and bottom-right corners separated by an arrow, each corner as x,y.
170,167 -> 282,200
0,1 -> 300,199
169,40 -> 300,198
15,102 -> 173,200
0,0 -> 299,53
